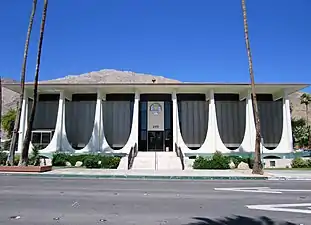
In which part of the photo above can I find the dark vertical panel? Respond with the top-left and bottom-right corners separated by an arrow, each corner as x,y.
103,101 -> 133,149
258,99 -> 283,148
138,102 -> 147,151
29,94 -> 59,130
33,102 -> 59,129
65,100 -> 96,149
178,101 -> 209,149
215,97 -> 246,149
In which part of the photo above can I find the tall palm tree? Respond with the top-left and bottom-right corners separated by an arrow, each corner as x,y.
7,0 -> 37,166
19,0 -> 49,166
241,0 -> 263,174
0,77 -> 2,149
300,93 -> 311,147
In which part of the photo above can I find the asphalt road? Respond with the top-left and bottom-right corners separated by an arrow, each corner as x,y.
0,176 -> 310,225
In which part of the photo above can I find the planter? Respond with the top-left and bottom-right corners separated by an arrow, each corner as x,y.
0,165 -> 52,173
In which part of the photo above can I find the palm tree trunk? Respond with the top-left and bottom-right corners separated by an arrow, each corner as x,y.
19,0 -> 48,166
0,77 -> 2,149
242,0 -> 263,174
7,0 -> 37,166
307,104 -> 311,148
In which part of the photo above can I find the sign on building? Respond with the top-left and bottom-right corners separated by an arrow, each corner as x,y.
147,102 -> 164,131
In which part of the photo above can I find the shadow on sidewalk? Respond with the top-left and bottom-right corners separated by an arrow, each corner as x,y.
187,216 -> 297,225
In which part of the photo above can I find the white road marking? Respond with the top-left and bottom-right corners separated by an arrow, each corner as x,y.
214,187 -> 311,194
246,203 -> 311,214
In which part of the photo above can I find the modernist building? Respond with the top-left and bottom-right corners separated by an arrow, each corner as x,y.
3,82 -> 308,158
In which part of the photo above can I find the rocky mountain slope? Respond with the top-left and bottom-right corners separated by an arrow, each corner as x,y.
1,69 -> 310,124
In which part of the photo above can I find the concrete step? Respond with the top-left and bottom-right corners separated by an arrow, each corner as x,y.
117,156 -> 129,170
131,151 -> 182,170
157,157 -> 182,170
136,152 -> 156,158
156,152 -> 177,158
132,153 -> 156,170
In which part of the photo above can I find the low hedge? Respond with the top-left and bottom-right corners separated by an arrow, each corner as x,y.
193,152 -> 254,169
52,153 -> 121,169
291,157 -> 311,168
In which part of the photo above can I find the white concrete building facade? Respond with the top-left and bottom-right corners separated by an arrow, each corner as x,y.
3,82 -> 308,159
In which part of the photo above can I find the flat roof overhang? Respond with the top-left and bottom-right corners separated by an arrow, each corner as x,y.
3,82 -> 309,98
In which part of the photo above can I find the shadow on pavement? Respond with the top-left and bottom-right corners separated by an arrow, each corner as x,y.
187,216 -> 297,225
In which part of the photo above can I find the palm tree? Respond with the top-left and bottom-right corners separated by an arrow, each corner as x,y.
300,93 -> 311,148
7,0 -> 37,166
241,0 -> 263,174
0,77 -> 2,149
19,0 -> 49,166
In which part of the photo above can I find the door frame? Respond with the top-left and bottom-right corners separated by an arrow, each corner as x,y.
147,131 -> 164,151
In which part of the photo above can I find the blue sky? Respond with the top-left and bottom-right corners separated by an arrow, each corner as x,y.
1,0 -> 310,92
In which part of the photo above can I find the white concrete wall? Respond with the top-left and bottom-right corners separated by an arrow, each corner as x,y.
17,91 -> 140,155
175,90 -> 293,155
18,89 -> 293,156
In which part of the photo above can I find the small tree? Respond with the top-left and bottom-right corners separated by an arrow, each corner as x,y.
1,109 -> 17,138
292,117 -> 309,148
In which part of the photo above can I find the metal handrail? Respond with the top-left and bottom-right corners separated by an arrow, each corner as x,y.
128,143 -> 138,170
175,143 -> 179,157
179,146 -> 185,170
128,146 -> 134,170
175,143 -> 185,170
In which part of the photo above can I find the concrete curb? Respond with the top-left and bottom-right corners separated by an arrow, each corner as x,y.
268,176 -> 311,181
0,172 -> 269,180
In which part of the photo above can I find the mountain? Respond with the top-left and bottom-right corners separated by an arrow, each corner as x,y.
41,69 -> 181,84
289,91 -> 310,122
1,78 -> 19,116
1,69 -> 310,128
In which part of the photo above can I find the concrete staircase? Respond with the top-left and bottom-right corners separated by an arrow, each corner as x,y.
131,152 -> 156,170
131,152 -> 183,170
157,152 -> 183,170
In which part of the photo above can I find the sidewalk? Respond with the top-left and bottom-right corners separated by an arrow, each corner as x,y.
265,169 -> 311,180
0,167 -> 269,180
1,168 -> 310,180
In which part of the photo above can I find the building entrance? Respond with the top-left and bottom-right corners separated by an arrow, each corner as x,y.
138,94 -> 173,152
147,131 -> 164,151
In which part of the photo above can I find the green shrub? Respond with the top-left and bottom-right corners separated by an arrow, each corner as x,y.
101,156 -> 120,169
52,153 -> 69,166
14,155 -> 20,166
29,146 -> 40,166
84,155 -> 102,168
291,157 -> 309,168
67,154 -> 89,167
192,156 -> 209,169
0,150 -> 8,165
193,152 -> 230,169
51,153 -> 121,168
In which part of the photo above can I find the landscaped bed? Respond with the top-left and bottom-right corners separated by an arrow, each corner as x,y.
52,153 -> 121,169
0,165 -> 52,173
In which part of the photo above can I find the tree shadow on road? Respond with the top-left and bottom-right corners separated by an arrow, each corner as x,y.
187,216 -> 297,225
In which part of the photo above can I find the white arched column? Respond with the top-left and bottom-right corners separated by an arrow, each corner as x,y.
100,92 -> 140,154
60,90 -> 101,153
214,91 -> 254,153
38,92 -> 64,153
175,90 -> 216,154
17,93 -> 29,153
248,91 -> 293,155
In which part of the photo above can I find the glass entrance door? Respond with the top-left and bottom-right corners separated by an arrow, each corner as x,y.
147,131 -> 164,151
